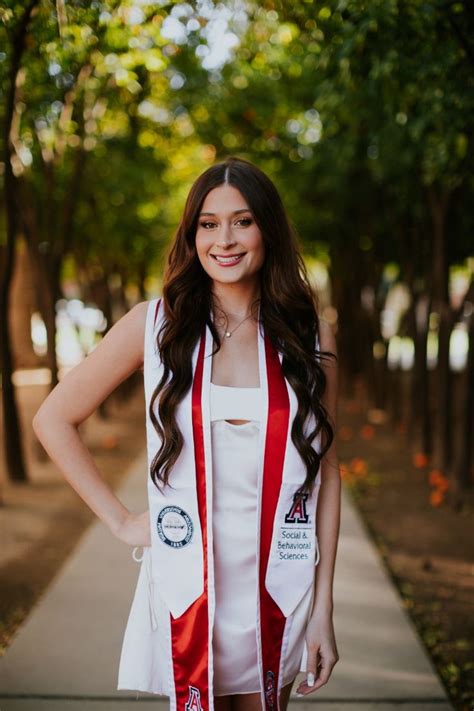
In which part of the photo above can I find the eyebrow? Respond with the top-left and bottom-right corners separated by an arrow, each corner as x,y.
198,208 -> 251,217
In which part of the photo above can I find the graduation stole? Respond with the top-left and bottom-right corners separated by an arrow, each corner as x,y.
144,297 -> 321,711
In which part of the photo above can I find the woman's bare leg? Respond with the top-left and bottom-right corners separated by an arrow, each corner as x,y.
232,678 -> 296,711
214,695 -> 233,711
280,678 -> 296,709
231,692 -> 260,711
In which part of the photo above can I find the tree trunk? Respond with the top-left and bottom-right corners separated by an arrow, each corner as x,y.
329,239 -> 367,399
22,236 -> 61,388
0,1 -> 39,486
137,260 -> 148,301
456,294 -> 474,490
10,239 -> 40,367
427,183 -> 452,472
414,292 -> 432,457
437,302 -> 455,471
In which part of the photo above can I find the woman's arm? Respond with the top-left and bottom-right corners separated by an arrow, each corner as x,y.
311,317 -> 341,615
296,317 -> 341,696
32,300 -> 150,544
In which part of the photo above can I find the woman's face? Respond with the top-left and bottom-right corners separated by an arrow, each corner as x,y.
195,184 -> 265,285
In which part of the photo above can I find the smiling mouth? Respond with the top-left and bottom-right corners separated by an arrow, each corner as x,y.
210,253 -> 246,265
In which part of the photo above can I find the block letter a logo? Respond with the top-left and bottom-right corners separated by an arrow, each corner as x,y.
185,685 -> 203,711
284,491 -> 309,524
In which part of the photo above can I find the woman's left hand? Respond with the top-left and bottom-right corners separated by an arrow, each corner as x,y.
295,607 -> 339,696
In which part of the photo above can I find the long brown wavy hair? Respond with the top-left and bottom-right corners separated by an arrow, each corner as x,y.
149,156 -> 336,496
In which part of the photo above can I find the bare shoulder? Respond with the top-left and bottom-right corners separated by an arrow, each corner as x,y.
318,318 -> 338,362
127,299 -> 150,334
104,299 -> 149,358
318,318 -> 338,433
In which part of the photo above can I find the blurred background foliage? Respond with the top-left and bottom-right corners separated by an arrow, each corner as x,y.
1,0 -> 473,492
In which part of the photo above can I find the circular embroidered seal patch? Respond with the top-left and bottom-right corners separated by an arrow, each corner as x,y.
156,505 -> 193,548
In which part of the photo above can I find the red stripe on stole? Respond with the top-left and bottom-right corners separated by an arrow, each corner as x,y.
170,327 -> 209,710
260,333 -> 290,710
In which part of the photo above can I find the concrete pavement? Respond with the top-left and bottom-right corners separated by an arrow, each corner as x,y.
0,448 -> 454,710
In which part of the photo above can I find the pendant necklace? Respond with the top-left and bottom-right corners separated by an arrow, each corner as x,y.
213,308 -> 255,338
223,311 -> 254,337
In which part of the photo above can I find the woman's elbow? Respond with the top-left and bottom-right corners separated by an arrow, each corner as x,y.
32,402 -> 63,438
32,408 -> 50,439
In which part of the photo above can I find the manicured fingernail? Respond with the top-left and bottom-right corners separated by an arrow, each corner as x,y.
307,672 -> 315,686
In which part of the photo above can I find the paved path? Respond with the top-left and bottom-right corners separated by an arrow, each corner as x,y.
0,449 -> 453,710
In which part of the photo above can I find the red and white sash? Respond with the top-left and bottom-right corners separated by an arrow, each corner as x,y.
144,297 -> 322,710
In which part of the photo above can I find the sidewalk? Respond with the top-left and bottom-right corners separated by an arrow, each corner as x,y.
0,449 -> 453,711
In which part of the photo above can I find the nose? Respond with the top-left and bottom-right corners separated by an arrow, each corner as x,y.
216,228 -> 236,247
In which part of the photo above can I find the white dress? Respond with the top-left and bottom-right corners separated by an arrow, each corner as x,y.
210,382 -> 315,697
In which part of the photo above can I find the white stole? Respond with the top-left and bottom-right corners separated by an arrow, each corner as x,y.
143,297 -> 322,711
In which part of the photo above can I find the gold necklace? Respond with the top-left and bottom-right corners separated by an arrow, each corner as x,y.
213,308 -> 255,338
222,311 -> 254,338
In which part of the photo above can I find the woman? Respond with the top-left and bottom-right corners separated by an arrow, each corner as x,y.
33,156 -> 341,711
